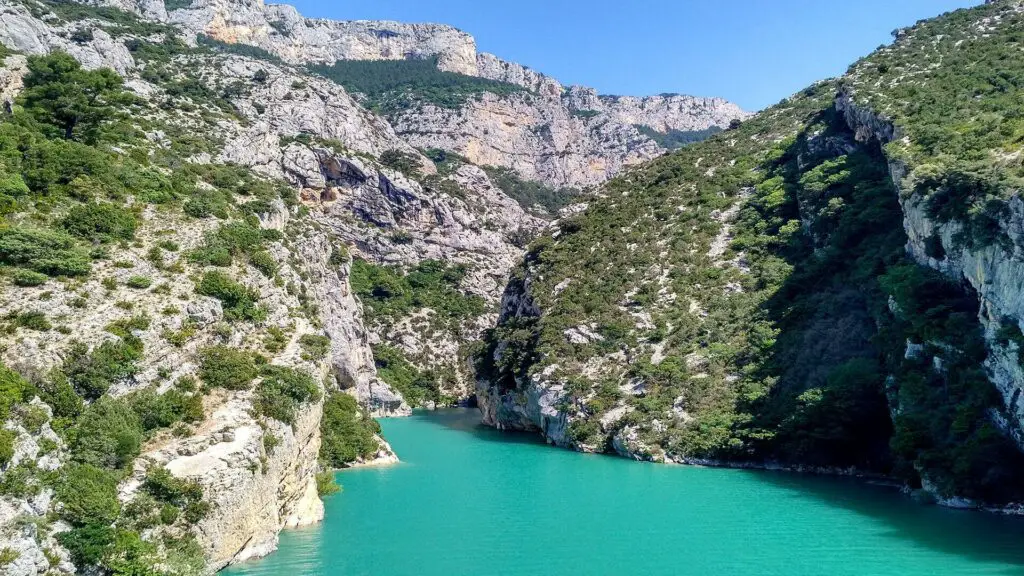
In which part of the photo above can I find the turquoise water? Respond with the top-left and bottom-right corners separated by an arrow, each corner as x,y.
225,409 -> 1024,576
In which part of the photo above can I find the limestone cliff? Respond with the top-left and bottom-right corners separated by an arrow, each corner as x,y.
92,0 -> 748,189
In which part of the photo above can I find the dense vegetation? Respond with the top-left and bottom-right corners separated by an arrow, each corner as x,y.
352,258 -> 484,406
633,125 -> 722,150
310,57 -> 527,114
319,391 -> 381,467
481,166 -> 579,215
352,258 -> 485,331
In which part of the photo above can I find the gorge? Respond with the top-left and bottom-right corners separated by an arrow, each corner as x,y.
1,0 -> 1023,574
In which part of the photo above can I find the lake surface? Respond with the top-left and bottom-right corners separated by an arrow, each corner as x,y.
224,409 -> 1024,576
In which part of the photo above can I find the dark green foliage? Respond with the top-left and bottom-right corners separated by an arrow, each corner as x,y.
633,125 -> 723,150
0,363 -> 30,422
319,391 -> 380,467
62,338 -> 142,400
0,429 -> 15,466
380,149 -> 423,178
12,269 -> 47,286
6,310 -> 51,331
36,372 -> 82,420
481,166 -> 578,215
372,344 -> 442,407
195,271 -> 266,322
19,51 -> 132,144
56,464 -> 122,525
351,258 -> 485,330
125,275 -> 151,289
196,34 -> 283,64
0,227 -> 91,277
198,345 -> 258,390
141,466 -> 208,523
60,202 -> 137,242
311,57 -> 526,114
70,397 -> 143,469
315,470 -> 340,496
298,334 -> 330,361
253,365 -> 321,425
58,524 -> 116,567
127,388 -> 203,431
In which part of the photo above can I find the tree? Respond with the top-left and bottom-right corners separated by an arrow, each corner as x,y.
19,52 -> 131,144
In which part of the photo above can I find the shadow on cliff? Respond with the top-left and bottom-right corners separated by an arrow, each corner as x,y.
740,467 -> 1024,572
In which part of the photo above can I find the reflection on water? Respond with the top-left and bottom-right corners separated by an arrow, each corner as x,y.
225,409 -> 1024,576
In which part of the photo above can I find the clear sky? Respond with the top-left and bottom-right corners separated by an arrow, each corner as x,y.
286,0 -> 981,111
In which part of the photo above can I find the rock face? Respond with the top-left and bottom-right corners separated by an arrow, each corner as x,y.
390,92 -> 665,189
563,86 -> 752,133
168,0 -> 479,73
95,0 -> 748,189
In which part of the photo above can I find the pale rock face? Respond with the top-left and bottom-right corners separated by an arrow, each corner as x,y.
0,2 -> 136,73
0,53 -> 26,109
390,92 -> 663,189
167,0 -> 479,73
564,85 -> 754,133
134,392 -> 325,570
476,52 -> 563,97
210,55 -> 431,173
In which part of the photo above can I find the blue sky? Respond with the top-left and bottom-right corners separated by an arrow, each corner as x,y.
288,0 -> 981,111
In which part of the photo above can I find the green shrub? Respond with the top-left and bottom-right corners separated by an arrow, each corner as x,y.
12,269 -> 47,286
372,344 -> 441,407
319,391 -> 380,467
56,463 -> 122,525
62,338 -> 142,400
249,250 -> 276,277
60,202 -> 137,242
127,387 -> 203,431
20,51 -> 132,144
141,466 -> 207,522
196,270 -> 266,322
481,166 -> 578,215
125,275 -> 151,289
311,57 -> 525,113
198,345 -> 258,390
253,365 -> 321,425
36,372 -> 82,419
0,429 -> 16,467
7,310 -> 51,331
315,470 -> 340,496
633,125 -> 722,150
0,547 -> 18,566
298,334 -> 330,361
380,149 -> 422,178
0,227 -> 91,277
0,363 -> 29,421
70,397 -> 143,469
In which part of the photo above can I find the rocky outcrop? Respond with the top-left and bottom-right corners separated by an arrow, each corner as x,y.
390,92 -> 664,189
165,0 -> 479,73
0,1 -> 136,73
476,52 -> 563,97
564,86 -> 753,133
